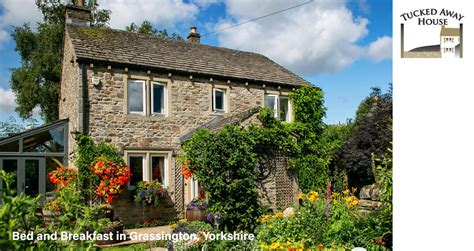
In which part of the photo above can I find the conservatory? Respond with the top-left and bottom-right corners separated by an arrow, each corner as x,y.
0,119 -> 69,199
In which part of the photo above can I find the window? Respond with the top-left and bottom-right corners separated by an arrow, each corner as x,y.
264,94 -> 292,122
127,79 -> 168,116
151,82 -> 166,115
279,96 -> 290,122
128,80 -> 146,115
213,88 -> 226,112
127,152 -> 169,188
128,154 -> 145,187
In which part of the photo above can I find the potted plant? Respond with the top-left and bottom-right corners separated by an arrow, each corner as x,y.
186,191 -> 207,222
96,218 -> 125,245
96,204 -> 114,220
134,180 -> 166,206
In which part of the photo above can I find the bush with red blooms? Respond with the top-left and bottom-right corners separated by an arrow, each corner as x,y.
91,157 -> 131,203
180,159 -> 193,179
48,167 -> 77,189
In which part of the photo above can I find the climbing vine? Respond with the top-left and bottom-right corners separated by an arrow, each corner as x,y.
182,86 -> 329,230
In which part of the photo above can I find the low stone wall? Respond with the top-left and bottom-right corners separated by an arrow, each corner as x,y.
112,190 -> 179,225
358,184 -> 382,212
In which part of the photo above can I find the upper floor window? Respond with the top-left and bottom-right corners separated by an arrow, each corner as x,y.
264,94 -> 292,122
213,88 -> 226,112
128,80 -> 146,115
127,79 -> 168,116
152,82 -> 166,115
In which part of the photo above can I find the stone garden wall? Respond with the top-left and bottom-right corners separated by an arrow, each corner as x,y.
112,189 -> 179,225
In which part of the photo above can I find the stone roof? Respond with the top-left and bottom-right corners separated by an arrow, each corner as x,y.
440,26 -> 460,37
180,107 -> 261,142
66,24 -> 310,87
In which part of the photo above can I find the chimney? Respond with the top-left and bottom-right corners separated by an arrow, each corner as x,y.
187,27 -> 201,43
75,0 -> 85,6
65,3 -> 92,26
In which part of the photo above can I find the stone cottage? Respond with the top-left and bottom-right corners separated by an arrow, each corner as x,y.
60,4 -> 310,223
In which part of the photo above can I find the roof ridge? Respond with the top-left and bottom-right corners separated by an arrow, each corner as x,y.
67,24 -> 270,58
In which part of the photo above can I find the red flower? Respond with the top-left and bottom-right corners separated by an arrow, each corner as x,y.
317,244 -> 323,249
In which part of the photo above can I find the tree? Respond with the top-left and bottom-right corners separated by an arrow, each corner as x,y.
126,21 -> 183,41
10,1 -> 110,123
334,86 -> 392,190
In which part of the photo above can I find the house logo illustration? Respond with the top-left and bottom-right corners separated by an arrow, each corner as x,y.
400,8 -> 464,58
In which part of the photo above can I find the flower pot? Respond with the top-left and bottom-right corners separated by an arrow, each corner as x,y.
185,207 -> 207,222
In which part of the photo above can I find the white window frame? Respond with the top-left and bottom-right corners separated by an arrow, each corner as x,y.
149,154 -> 169,188
213,88 -> 226,112
127,80 -> 146,115
151,81 -> 167,115
126,151 -> 170,189
190,177 -> 199,201
127,153 -> 146,189
264,94 -> 278,118
279,96 -> 291,122
264,94 -> 292,122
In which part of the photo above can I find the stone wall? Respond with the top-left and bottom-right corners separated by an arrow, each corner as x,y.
59,29 -> 83,164
256,148 -> 299,211
84,67 -> 279,151
358,183 -> 382,212
112,189 -> 179,225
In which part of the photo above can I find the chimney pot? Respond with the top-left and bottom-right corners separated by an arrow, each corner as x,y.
187,26 -> 201,43
65,4 -> 92,26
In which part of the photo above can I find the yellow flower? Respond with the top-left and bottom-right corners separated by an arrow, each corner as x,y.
342,189 -> 350,195
297,193 -> 305,200
269,242 -> 280,249
351,187 -> 357,193
260,214 -> 271,222
273,212 -> 284,218
308,191 -> 319,197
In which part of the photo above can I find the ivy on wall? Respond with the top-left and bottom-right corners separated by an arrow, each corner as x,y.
182,86 -> 329,230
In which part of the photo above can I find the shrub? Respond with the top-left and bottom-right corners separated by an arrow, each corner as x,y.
182,126 -> 263,231
75,135 -> 124,203
0,170 -> 42,250
92,157 -> 131,203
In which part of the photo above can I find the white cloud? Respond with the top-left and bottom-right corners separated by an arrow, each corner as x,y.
99,0 -> 199,29
366,36 -> 392,62
0,0 -> 42,44
0,87 -> 16,114
214,0 -> 391,74
193,0 -> 223,8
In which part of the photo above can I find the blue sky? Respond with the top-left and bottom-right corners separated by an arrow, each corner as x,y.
0,0 -> 392,125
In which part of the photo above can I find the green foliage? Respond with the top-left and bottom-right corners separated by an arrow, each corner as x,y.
287,86 -> 328,192
75,135 -> 124,203
10,1 -> 110,122
0,170 -> 42,250
334,87 -> 392,189
256,191 -> 388,250
0,116 -> 40,137
126,21 -> 183,40
182,126 -> 263,231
